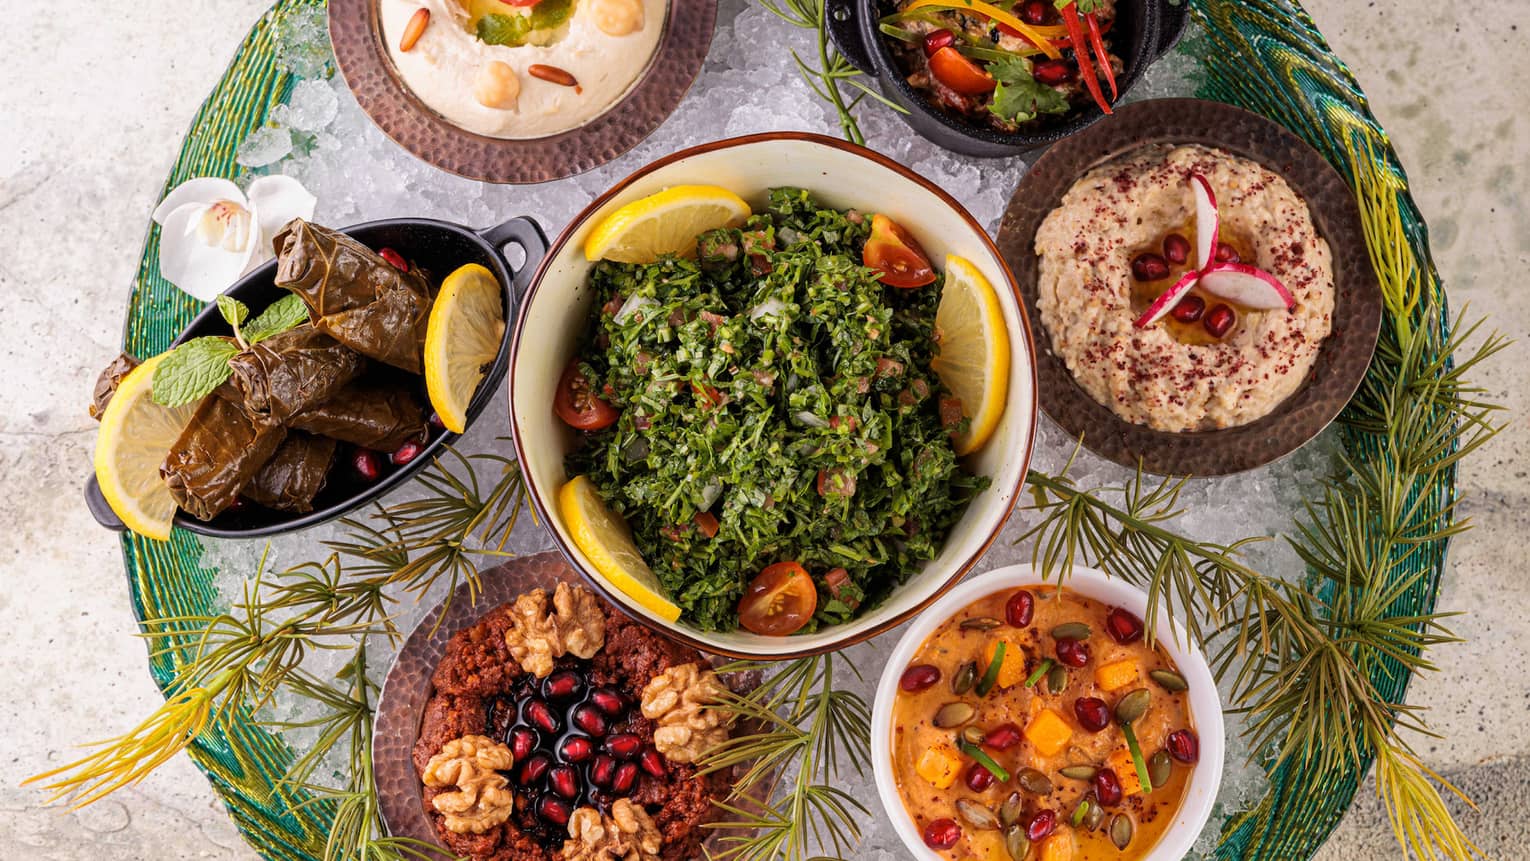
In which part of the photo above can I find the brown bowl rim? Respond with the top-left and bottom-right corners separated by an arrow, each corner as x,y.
505,130 -> 1038,660
995,98 -> 1383,476
328,0 -> 716,184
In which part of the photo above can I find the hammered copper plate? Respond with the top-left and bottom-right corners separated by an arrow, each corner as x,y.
329,0 -> 716,184
374,551 -> 756,851
995,98 -> 1381,476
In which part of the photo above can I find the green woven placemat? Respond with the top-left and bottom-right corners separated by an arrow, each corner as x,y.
113,1 -> 1455,858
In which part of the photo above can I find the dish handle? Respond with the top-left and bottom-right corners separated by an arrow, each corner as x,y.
478,216 -> 549,304
85,475 -> 127,532
825,0 -> 875,75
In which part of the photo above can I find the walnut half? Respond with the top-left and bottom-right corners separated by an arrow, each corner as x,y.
640,662 -> 729,764
421,735 -> 515,834
562,798 -> 662,861
504,582 -> 607,678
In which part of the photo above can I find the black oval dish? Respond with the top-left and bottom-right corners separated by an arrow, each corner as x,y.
826,0 -> 1187,157
84,216 -> 548,538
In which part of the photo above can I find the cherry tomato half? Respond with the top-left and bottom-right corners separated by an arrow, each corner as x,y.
738,561 -> 818,636
864,214 -> 936,288
554,359 -> 619,431
927,46 -> 996,95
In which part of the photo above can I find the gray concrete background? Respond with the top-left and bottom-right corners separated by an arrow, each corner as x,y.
1,1 -> 1524,858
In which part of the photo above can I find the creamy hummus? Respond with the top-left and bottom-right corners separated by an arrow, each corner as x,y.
1035,144 -> 1335,432
380,0 -> 667,139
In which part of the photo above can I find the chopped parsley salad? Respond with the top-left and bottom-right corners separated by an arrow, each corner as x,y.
560,188 -> 989,634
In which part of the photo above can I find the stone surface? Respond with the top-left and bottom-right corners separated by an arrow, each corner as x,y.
1,1 -> 1525,860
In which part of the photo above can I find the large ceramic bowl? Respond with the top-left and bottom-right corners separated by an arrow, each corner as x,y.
871,564 -> 1225,861
508,131 -> 1039,658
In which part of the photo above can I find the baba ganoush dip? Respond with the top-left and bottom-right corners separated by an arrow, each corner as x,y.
1034,144 -> 1335,432
380,0 -> 666,139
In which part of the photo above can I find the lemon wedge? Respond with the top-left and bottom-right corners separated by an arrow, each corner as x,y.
93,352 -> 199,540
559,476 -> 681,623
583,185 -> 751,263
425,263 -> 505,434
929,254 -> 1010,456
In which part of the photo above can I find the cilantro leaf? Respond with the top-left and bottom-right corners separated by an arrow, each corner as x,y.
988,55 -> 1070,123
1055,0 -> 1108,12
244,294 -> 311,344
151,337 -> 239,407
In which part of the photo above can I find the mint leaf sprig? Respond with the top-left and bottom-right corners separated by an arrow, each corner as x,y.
151,294 -> 310,407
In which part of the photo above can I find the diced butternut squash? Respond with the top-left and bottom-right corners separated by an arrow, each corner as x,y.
1095,658 -> 1140,692
1024,707 -> 1074,757
1108,747 -> 1145,796
981,637 -> 1027,689
1040,830 -> 1076,861
915,742 -> 962,789
970,830 -> 1012,861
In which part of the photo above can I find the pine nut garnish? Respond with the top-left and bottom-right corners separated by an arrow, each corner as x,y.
400,7 -> 430,52
529,64 -> 581,92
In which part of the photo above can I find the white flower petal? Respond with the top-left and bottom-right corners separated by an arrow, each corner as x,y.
246,174 -> 317,251
158,201 -> 257,302
151,177 -> 245,225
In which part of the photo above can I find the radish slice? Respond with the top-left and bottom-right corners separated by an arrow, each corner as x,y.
1132,270 -> 1201,328
1198,262 -> 1296,310
1189,173 -> 1219,270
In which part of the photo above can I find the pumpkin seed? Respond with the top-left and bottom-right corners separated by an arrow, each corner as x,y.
961,616 -> 1003,632
1110,814 -> 1134,849
961,726 -> 986,746
1046,664 -> 1068,694
1083,800 -> 1106,831
1017,767 -> 1052,795
934,702 -> 976,728
1149,749 -> 1173,788
1004,825 -> 1031,861
952,661 -> 977,695
999,791 -> 1025,827
1051,622 -> 1092,641
1150,669 -> 1189,692
956,798 -> 998,830
1059,764 -> 1098,781
1114,688 -> 1152,724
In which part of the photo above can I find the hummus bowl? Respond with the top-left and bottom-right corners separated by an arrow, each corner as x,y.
507,132 -> 1039,658
872,564 -> 1225,861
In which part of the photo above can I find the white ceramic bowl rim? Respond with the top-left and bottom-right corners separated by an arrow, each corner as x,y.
870,564 -> 1226,861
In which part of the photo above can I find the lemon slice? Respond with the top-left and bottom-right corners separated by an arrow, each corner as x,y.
425,263 -> 505,434
93,353 -> 199,540
929,254 -> 1010,456
583,185 -> 751,263
559,476 -> 682,622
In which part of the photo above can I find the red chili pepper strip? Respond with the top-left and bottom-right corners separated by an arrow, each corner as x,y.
1085,12 -> 1117,100
1059,3 -> 1111,115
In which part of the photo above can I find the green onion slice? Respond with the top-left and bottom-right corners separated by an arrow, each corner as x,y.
1071,798 -> 1090,827
1024,657 -> 1053,688
1121,721 -> 1154,794
959,741 -> 1011,783
975,641 -> 1006,696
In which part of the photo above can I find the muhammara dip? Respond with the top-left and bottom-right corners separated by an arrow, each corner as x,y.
1034,144 -> 1334,432
381,0 -> 666,139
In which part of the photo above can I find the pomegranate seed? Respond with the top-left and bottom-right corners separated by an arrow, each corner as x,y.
390,440 -> 423,466
1073,697 -> 1110,732
524,698 -> 560,734
1105,608 -> 1145,644
640,747 -> 667,778
899,664 -> 941,692
964,762 -> 996,792
536,794 -> 571,826
590,754 -> 617,787
605,732 -> 642,759
549,764 -> 580,799
1203,304 -> 1236,338
510,727 -> 537,761
1215,242 -> 1241,263
1025,809 -> 1057,843
352,450 -> 382,482
518,752 -> 551,785
428,411 -> 447,431
1056,637 -> 1091,667
1167,729 -> 1200,763
572,704 -> 607,737
379,247 -> 409,271
1131,252 -> 1171,282
543,670 -> 584,701
559,735 -> 593,763
922,28 -> 955,56
1170,295 -> 1206,323
984,723 -> 1022,750
1032,59 -> 1075,86
1094,769 -> 1124,807
589,688 -> 625,715
1163,233 -> 1191,265
611,762 -> 639,793
1020,0 -> 1049,24
1005,590 -> 1035,628
922,818 -> 961,850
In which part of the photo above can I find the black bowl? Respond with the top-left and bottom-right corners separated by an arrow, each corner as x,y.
826,0 -> 1188,157
85,215 -> 547,538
